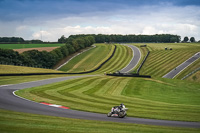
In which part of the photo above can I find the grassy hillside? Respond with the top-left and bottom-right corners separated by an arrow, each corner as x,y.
0,65 -> 62,74
186,71 -> 200,82
16,75 -> 200,122
176,58 -> 200,80
0,43 -> 64,49
59,43 -> 133,74
59,43 -> 114,72
94,44 -> 133,74
135,43 -> 200,78
1,109 -> 198,133
2,42 -> 200,132
0,75 -> 72,85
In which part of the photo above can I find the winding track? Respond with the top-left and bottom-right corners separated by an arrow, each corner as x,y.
119,44 -> 141,73
0,76 -> 200,128
163,52 -> 200,79
0,45 -> 200,128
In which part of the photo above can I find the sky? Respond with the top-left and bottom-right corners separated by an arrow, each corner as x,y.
0,0 -> 200,42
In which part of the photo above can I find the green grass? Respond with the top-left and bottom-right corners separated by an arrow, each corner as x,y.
176,58 -> 200,80
0,65 -> 62,74
134,43 -> 200,77
59,43 -> 114,72
16,75 -> 200,122
93,44 -> 133,74
1,109 -> 199,133
186,71 -> 200,82
1,42 -> 200,132
59,43 -> 133,74
0,43 -> 64,49
131,46 -> 149,73
0,74 -> 72,85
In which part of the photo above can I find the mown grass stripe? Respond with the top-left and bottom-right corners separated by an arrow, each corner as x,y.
17,75 -> 200,121
140,50 -> 198,77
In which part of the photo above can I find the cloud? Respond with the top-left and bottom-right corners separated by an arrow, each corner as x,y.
0,0 -> 200,41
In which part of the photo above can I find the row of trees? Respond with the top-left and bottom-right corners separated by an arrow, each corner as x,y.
0,37 -> 25,43
0,36 -> 95,68
0,37 -> 46,44
58,34 -> 181,43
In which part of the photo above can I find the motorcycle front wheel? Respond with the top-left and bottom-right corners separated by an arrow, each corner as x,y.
107,112 -> 112,117
118,112 -> 125,118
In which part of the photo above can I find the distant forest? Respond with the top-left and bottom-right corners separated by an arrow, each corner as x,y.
59,34 -> 181,43
0,34 -> 196,69
0,37 -> 44,44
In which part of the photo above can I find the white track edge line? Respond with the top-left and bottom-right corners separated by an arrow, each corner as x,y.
13,90 -> 69,109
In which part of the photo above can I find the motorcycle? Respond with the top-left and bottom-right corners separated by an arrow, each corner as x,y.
107,107 -> 128,118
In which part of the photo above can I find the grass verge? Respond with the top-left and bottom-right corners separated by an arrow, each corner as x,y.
0,74 -> 71,85
0,65 -> 62,74
136,43 -> 200,77
16,75 -> 200,122
0,109 -> 199,133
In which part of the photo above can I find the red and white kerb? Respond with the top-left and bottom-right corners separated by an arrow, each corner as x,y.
40,102 -> 70,109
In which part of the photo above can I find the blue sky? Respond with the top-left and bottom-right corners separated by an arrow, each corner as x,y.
0,0 -> 200,41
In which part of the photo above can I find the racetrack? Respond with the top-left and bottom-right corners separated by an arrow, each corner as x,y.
0,76 -> 199,128
119,44 -> 141,73
163,52 -> 200,79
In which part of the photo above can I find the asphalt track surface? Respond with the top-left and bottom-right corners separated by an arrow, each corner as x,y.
0,76 -> 200,128
163,52 -> 200,79
119,44 -> 141,73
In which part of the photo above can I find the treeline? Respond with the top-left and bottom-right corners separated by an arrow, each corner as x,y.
59,34 -> 181,43
0,36 -> 95,68
0,37 -> 47,44
0,37 -> 25,43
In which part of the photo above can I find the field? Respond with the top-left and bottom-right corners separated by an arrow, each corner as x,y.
1,43 -> 200,132
1,109 -> 198,133
0,65 -> 62,74
14,47 -> 59,53
59,43 -> 115,72
0,43 -> 64,49
186,71 -> 200,82
16,75 -> 200,122
94,44 -> 132,74
133,43 -> 200,78
59,43 -> 133,74
0,74 -> 73,85
176,58 -> 200,80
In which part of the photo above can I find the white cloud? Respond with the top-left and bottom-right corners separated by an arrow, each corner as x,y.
1,4 -> 200,41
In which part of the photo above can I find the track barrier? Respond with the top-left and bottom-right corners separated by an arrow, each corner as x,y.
106,73 -> 151,78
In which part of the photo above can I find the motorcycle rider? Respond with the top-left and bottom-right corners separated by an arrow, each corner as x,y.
111,103 -> 125,114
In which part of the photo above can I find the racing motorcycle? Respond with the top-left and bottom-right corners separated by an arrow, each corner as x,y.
107,106 -> 128,118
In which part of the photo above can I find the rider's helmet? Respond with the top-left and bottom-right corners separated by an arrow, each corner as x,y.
120,103 -> 125,108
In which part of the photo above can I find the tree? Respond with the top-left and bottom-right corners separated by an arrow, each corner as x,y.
60,45 -> 69,57
190,37 -> 195,42
58,35 -> 66,43
31,39 -> 43,44
66,44 -> 75,54
184,36 -> 189,42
